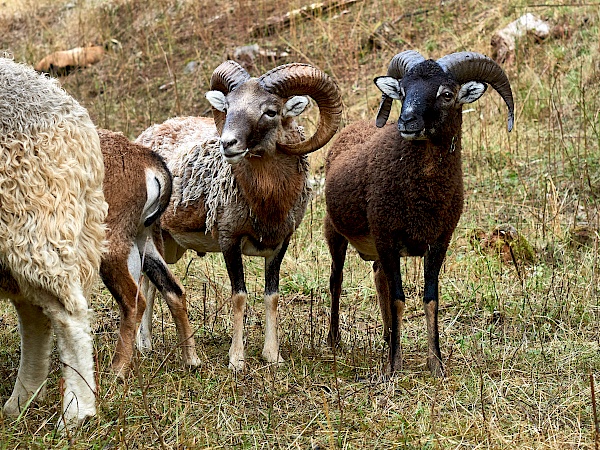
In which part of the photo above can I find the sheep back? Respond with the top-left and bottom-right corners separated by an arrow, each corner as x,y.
136,116 -> 235,234
325,120 -> 464,257
0,58 -> 107,310
98,129 -> 171,244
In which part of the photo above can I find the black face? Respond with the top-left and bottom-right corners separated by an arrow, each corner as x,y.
397,61 -> 461,141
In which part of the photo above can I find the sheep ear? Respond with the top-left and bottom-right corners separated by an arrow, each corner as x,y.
374,76 -> 402,99
457,81 -> 487,104
283,96 -> 309,117
206,91 -> 228,112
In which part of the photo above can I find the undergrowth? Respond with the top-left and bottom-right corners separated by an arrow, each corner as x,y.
0,0 -> 599,448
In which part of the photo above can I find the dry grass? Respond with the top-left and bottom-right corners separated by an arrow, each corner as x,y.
1,0 -> 599,448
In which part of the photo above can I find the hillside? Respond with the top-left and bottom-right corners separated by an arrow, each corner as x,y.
0,0 -> 599,448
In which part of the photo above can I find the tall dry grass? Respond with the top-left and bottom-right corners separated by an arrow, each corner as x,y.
0,0 -> 599,448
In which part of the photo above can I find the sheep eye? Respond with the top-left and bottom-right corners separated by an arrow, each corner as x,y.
265,109 -> 277,118
442,91 -> 454,101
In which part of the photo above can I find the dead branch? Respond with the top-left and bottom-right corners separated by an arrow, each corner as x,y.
249,0 -> 361,36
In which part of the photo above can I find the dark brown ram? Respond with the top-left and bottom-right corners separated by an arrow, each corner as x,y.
324,50 -> 514,377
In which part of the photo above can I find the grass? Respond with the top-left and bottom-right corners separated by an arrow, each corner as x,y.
1,0 -> 600,447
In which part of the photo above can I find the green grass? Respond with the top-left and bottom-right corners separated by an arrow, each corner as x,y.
1,0 -> 600,447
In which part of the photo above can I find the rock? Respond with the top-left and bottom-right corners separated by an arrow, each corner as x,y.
491,13 -> 551,64
183,60 -> 199,74
471,224 -> 535,264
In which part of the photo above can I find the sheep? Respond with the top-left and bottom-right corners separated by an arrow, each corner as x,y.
324,50 -> 514,377
0,57 -> 107,427
97,129 -> 200,378
135,61 -> 342,371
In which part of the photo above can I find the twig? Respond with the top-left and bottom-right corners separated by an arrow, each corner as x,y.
525,3 -> 599,6
152,30 -> 181,116
133,352 -> 167,450
508,243 -> 523,285
331,338 -> 344,434
310,289 -> 315,352
391,8 -> 433,25
404,303 -> 456,320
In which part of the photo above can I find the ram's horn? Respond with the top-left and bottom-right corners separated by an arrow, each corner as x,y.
209,60 -> 251,134
437,51 -> 514,131
259,63 -> 342,156
375,50 -> 425,128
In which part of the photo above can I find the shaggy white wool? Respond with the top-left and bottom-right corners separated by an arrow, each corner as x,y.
174,137 -> 311,234
137,117 -> 239,234
176,138 -> 239,233
0,57 -> 107,312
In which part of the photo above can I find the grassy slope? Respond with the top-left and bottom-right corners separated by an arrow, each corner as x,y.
0,0 -> 599,448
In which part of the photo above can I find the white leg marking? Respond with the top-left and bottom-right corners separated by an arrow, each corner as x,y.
136,276 -> 155,353
135,232 -> 155,353
49,287 -> 96,428
127,242 -> 143,287
228,292 -> 247,371
262,293 -> 284,364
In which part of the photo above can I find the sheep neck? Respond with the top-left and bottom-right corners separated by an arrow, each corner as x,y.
231,153 -> 306,225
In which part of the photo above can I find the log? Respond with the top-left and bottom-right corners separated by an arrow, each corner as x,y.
249,0 -> 361,36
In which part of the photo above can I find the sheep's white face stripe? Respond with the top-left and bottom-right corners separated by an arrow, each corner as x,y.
458,81 -> 487,104
205,90 -> 227,112
401,96 -> 419,116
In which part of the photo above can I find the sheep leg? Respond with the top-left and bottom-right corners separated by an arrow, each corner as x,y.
47,291 -> 96,428
262,236 -> 290,365
324,216 -> 348,348
137,227 -> 172,354
4,300 -> 53,416
373,260 -> 392,343
222,242 -> 247,371
101,245 -> 147,378
136,276 -> 155,353
377,248 -> 405,374
142,249 -> 201,368
423,243 -> 446,378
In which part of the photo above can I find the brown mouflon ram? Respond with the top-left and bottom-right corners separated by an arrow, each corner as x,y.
324,50 -> 514,377
136,61 -> 342,371
97,129 -> 200,378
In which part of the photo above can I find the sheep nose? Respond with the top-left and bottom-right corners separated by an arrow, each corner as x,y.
221,137 -> 238,150
398,111 -> 423,133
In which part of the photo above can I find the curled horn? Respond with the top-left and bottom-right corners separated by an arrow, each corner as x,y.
209,60 -> 251,134
258,63 -> 342,156
437,51 -> 515,132
375,50 -> 425,128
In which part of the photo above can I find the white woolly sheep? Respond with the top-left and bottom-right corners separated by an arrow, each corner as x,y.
0,57 -> 107,427
136,61 -> 342,371
324,50 -> 514,377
